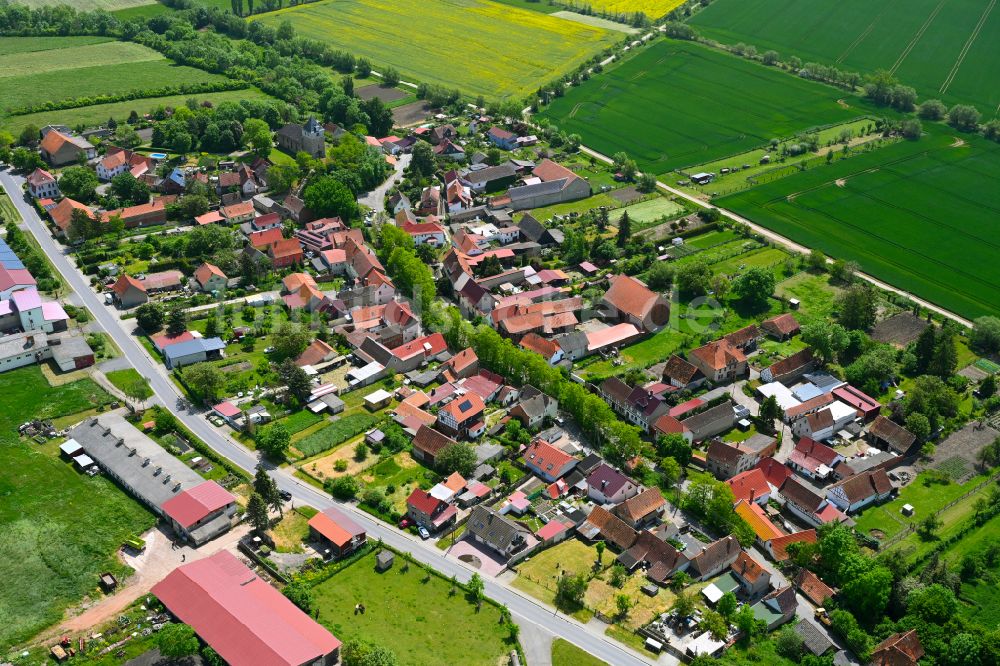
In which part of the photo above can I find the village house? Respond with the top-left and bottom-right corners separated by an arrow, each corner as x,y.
487,126 -> 518,150
612,487 -> 667,529
26,168 -> 60,199
406,487 -> 457,532
577,505 -> 637,551
96,147 -> 152,181
732,550 -> 771,598
410,424 -> 458,467
867,414 -> 918,454
787,437 -> 843,480
618,530 -> 689,584
826,468 -> 893,513
707,439 -> 762,480
790,400 -> 858,441
727,468 -> 771,505
870,630 -> 924,666
269,238 -> 304,268
735,499 -> 783,546
662,354 -> 706,390
39,129 -> 95,166
761,348 -> 816,384
750,586 -> 797,630
794,568 -> 836,607
466,505 -> 529,559
523,438 -> 577,482
600,274 -> 670,333
163,337 -> 225,370
766,529 -> 817,562
688,535 -> 741,581
587,463 -> 640,504
779,476 -> 846,528
110,274 -> 147,308
517,213 -> 564,247
509,386 -> 558,431
688,339 -> 747,383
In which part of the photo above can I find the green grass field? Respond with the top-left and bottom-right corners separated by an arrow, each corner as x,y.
0,39 -> 227,113
690,0 -> 1000,115
255,0 -> 619,99
15,0 -> 154,9
718,126 -> 1000,319
105,368 -> 153,400
553,639 -> 608,666
538,39 -> 859,174
3,88 -> 275,136
0,36 -> 114,56
311,551 -> 514,666
609,196 -> 685,225
0,367 -> 154,649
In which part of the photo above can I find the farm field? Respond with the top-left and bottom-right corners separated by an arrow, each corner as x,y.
538,39 -> 859,175
15,0 -> 154,9
255,0 -> 619,99
560,0 -> 684,17
0,39 -> 228,113
3,88 -> 276,136
0,367 -> 154,649
609,196 -> 685,225
718,126 -> 1000,319
690,0 -> 1000,115
311,550 -> 514,666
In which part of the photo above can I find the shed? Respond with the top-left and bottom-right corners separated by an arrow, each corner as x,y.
364,389 -> 393,411
73,454 -> 97,470
375,550 -> 394,571
59,439 -> 83,458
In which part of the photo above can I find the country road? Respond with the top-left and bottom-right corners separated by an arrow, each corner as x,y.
0,168 -> 661,666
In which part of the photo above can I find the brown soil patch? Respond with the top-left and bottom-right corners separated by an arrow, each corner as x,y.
356,84 -> 407,103
299,433 -> 373,480
608,185 -> 642,204
392,101 -> 434,127
836,98 -> 851,109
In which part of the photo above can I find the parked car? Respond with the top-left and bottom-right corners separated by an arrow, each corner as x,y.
418,526 -> 430,540
398,518 -> 411,529
279,490 -> 292,501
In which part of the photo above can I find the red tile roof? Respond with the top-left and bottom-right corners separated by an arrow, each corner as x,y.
389,332 -> 447,361
761,313 -> 800,337
768,529 -> 817,562
689,339 -> 746,372
112,273 -> 146,296
407,487 -> 446,515
524,439 -> 575,478
602,274 -> 662,323
735,499 -> 782,542
249,227 -> 284,249
727,468 -> 771,504
152,551 -> 340,666
440,392 -> 485,422
270,238 -> 303,259
161,481 -> 235,528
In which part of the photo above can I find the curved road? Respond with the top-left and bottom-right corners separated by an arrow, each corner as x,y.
0,168 -> 658,666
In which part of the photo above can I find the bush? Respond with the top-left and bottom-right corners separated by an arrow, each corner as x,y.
326,474 -> 360,500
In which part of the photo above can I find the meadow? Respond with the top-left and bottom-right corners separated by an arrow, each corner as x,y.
2,88 -> 276,136
718,126 -> 1000,319
255,0 -> 619,99
0,39 -> 227,113
690,0 -> 1000,115
538,39 -> 859,174
0,367 -> 154,649
311,550 -> 514,666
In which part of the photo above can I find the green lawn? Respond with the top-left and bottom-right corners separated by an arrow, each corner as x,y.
277,409 -> 325,435
311,551 -> 515,666
526,192 -> 621,221
538,39 -> 861,174
0,36 -> 115,56
609,196 -> 686,228
685,228 -> 740,249
773,271 -> 843,325
854,472 -> 990,542
718,126 -> 1000,319
105,368 -> 153,400
552,638 -> 608,666
0,367 -> 153,649
690,0 -> 1000,115
255,0 -> 619,99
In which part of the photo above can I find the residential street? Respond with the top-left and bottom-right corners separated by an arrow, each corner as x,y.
358,152 -> 410,212
1,168 -> 656,666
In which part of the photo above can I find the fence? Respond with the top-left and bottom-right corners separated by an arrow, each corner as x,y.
877,470 -> 1000,550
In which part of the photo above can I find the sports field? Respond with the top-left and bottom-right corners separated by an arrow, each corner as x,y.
718,126 -> 1000,319
0,38 -> 227,113
690,0 -> 1000,114
255,0 -> 619,99
538,39 -> 858,174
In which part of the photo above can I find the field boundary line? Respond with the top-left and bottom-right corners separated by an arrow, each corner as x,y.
836,0 -> 895,64
890,0 -> 948,74
939,0 -> 996,94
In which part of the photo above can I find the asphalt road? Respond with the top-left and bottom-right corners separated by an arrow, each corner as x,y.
1,168 -> 657,666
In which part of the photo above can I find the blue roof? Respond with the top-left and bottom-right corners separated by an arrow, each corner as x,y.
164,337 -> 226,360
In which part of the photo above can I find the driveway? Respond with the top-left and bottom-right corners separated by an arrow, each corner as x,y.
359,153 -> 411,213
446,538 -> 509,577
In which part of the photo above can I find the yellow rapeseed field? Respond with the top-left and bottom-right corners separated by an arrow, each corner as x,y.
256,0 -> 620,99
563,0 -> 685,17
